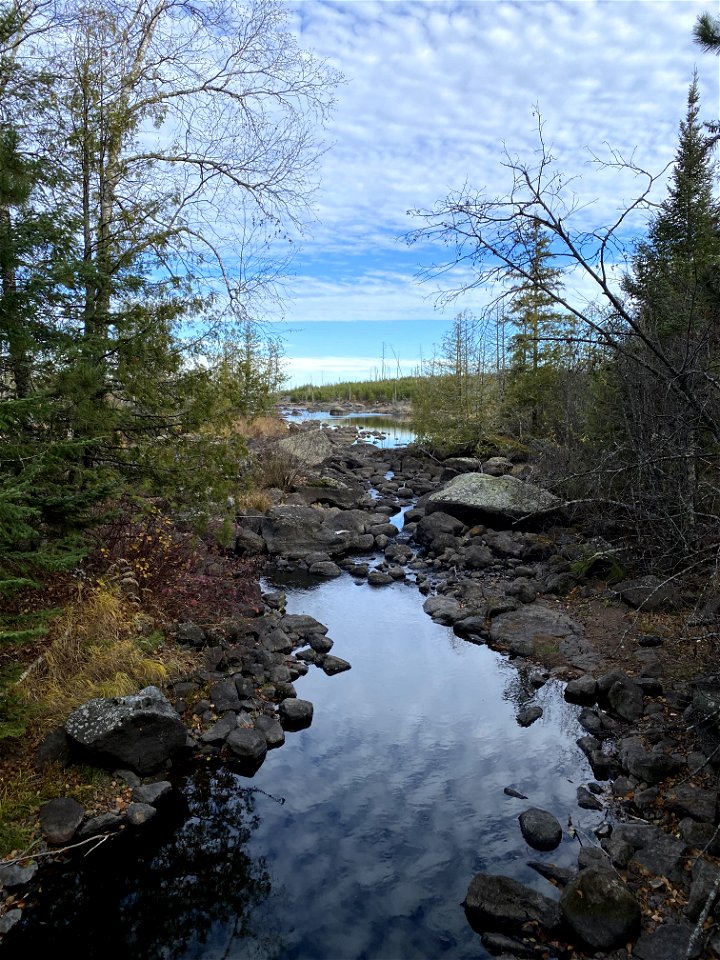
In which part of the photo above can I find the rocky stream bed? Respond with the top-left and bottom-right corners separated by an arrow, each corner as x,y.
2,423 -> 720,959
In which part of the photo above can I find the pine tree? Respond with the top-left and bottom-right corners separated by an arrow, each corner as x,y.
504,222 -> 574,436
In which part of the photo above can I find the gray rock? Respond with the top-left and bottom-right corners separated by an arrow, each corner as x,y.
427,473 -> 561,526
607,676 -> 644,722
422,596 -> 463,624
77,812 -> 123,838
614,575 -> 680,611
517,705 -> 543,727
0,861 -> 38,888
322,655 -> 351,675
309,560 -> 342,577
518,808 -> 562,851
559,867 -> 640,950
176,622 -> 205,646
619,737 -> 684,784
209,679 -> 241,712
125,802 -> 157,826
367,570 -> 393,586
482,456 -> 514,476
281,614 -> 328,636
565,675 -> 598,705
489,603 -> 584,660
577,846 -> 613,871
307,634 -> 334,654
665,784 -> 717,823
463,873 -> 561,933
234,527 -> 266,557
527,861 -> 575,887
633,922 -> 700,960
453,615 -> 488,642
39,796 -> 84,845
414,511 -> 465,549
226,728 -> 268,763
685,857 -> 720,921
278,698 -> 313,730
0,909 -> 23,934
275,430 -> 335,467
132,781 -> 172,806
254,714 -> 285,749
200,712 -> 239,744
577,786 -> 603,810
65,686 -> 187,775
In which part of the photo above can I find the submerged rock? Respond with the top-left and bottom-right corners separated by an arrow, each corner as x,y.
463,873 -> 561,933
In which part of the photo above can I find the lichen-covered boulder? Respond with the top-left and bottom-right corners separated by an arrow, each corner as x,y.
426,474 -> 561,526
65,685 -> 188,775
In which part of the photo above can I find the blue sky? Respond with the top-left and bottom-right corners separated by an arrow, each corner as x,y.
269,0 -> 720,387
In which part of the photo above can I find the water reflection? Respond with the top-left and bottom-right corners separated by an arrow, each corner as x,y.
280,409 -> 415,447
2,772 -> 274,960
6,571 -> 602,960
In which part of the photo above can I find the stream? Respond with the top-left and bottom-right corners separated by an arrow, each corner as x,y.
5,529 -> 604,959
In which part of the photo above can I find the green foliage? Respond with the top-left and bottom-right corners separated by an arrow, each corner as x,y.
286,376 -> 420,405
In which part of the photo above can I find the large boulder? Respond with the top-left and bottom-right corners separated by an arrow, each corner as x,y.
275,429 -> 335,467
559,867 -> 640,950
260,505 -> 371,559
426,474 -> 561,526
489,603 -> 586,661
65,686 -> 188,775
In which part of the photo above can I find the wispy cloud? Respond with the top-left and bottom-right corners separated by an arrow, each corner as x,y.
279,0 -> 719,376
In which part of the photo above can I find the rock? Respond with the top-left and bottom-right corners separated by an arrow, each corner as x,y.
527,860 -> 575,886
132,781 -> 172,806
322,655 -> 351,675
489,603 -> 585,660
665,784 -> 717,823
176,622 -> 206,647
453,615 -> 488,642
307,634 -> 334,654
606,676 -> 644,722
577,846 -> 613,872
463,873 -> 561,933
686,858 -> 720,921
209,679 -> 241,713
200,712 -> 238,745
125,802 -> 156,826
518,808 -> 562,851
517,705 -> 543,727
504,786 -> 529,799
77,812 -> 123,838
414,511 -> 466,550
460,541 -> 494,570
39,796 -> 85,845
65,686 -> 188,775
254,714 -> 285,748
618,737 -> 684,784
234,527 -> 266,557
422,596 -> 463,624
226,728 -> 268,763
633,922 -> 700,960
482,456 -> 514,476
565,675 -> 598,705
368,570 -> 393,586
309,560 -> 342,577
281,613 -> 328,636
577,785 -> 603,810
0,909 -> 23,934
427,473 -> 561,527
559,867 -> 640,950
0,861 -> 38,888
34,727 -> 72,770
278,698 -> 313,730
275,430 -> 335,467
614,575 -> 680,611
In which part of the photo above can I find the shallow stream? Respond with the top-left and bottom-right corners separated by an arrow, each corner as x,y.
4,552 -> 604,959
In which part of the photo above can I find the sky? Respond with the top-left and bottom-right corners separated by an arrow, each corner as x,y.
270,0 -> 720,387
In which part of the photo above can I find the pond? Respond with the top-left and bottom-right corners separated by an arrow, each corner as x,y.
279,409 -> 415,448
4,560 -> 604,960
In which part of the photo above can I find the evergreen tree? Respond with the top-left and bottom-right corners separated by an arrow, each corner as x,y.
504,222 -> 575,436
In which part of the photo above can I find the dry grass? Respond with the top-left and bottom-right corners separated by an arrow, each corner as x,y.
235,489 -> 274,513
21,581 -> 192,732
216,414 -> 289,441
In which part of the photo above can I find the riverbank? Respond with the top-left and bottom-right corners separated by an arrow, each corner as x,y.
2,430 -> 720,957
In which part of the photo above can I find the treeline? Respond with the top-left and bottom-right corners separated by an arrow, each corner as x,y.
0,0 -> 336,638
411,33 -> 720,580
285,376 -> 420,405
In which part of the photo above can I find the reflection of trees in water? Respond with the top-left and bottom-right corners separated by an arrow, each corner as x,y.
4,769 -> 276,960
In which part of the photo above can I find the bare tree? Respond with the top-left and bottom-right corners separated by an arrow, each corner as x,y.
408,90 -> 720,572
